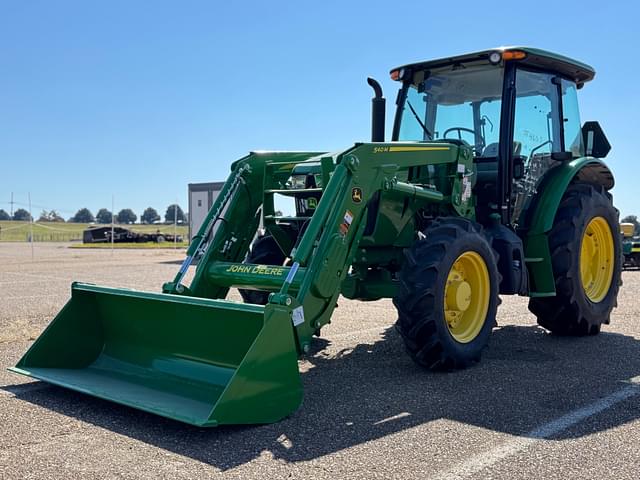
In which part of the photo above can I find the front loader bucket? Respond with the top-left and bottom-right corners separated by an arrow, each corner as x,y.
9,283 -> 303,427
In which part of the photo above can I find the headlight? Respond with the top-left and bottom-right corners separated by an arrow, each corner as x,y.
489,51 -> 502,65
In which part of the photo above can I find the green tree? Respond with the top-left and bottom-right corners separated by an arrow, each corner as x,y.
117,208 -> 137,224
95,208 -> 113,224
13,208 -> 32,221
141,207 -> 160,224
38,210 -> 65,222
70,208 -> 95,223
49,210 -> 65,222
0,209 -> 10,221
165,204 -> 186,223
621,215 -> 640,235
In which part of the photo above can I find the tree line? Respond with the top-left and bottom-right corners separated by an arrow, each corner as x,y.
0,205 -> 186,225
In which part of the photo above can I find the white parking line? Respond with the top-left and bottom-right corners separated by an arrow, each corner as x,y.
436,376 -> 640,480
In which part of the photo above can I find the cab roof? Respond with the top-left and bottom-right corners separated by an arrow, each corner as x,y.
391,47 -> 595,85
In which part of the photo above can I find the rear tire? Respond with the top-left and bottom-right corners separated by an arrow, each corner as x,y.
394,218 -> 500,370
528,183 -> 621,335
239,234 -> 286,305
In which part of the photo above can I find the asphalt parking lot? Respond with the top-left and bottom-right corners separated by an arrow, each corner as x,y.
1,242 -> 639,479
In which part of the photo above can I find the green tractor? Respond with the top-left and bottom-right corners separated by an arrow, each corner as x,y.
11,47 -> 621,427
621,223 -> 640,269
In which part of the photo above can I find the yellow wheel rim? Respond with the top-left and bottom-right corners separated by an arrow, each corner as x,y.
444,251 -> 491,343
580,216 -> 614,303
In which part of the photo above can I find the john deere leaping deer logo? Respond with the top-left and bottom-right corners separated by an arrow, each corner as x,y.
351,187 -> 363,203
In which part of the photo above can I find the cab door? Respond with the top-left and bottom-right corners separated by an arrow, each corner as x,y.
510,69 -> 565,224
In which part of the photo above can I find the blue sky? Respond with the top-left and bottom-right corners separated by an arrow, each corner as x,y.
1,0 -> 638,219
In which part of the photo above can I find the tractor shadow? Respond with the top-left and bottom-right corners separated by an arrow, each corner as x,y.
4,323 -> 640,470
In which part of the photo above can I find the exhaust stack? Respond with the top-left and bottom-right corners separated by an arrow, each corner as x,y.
367,77 -> 385,142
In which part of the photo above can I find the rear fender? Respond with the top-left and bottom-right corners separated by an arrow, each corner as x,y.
523,157 -> 614,296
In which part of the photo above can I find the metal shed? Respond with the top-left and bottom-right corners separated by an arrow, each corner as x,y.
188,182 -> 224,241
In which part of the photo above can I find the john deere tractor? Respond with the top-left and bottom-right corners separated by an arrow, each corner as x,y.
621,223 -> 640,269
11,47 -> 620,427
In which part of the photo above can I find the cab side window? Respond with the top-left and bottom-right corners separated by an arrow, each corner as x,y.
561,80 -> 584,158
511,69 -> 563,224
513,70 -> 561,160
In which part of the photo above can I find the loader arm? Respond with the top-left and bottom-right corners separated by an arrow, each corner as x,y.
273,143 -> 467,351
180,141 -> 467,353
163,151 -> 325,298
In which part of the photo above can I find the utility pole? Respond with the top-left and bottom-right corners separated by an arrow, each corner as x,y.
28,192 -> 34,259
10,192 -> 14,218
111,195 -> 115,255
174,201 -> 177,250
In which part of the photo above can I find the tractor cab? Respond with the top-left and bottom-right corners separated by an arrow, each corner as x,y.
389,47 -> 609,225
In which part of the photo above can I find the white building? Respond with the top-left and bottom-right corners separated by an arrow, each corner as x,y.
188,182 -> 224,241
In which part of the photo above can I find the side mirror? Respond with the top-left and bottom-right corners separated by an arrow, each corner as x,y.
582,121 -> 611,158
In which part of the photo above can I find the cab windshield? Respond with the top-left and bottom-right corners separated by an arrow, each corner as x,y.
397,63 -> 504,157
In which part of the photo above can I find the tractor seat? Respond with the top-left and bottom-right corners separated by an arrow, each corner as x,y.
474,142 -> 523,184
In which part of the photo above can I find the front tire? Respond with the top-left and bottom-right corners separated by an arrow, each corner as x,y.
239,234 -> 286,305
528,183 -> 621,335
394,218 -> 500,370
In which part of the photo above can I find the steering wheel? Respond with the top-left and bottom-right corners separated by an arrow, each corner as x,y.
443,127 -> 477,140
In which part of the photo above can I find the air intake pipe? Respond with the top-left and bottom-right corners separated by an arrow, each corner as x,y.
367,77 -> 385,142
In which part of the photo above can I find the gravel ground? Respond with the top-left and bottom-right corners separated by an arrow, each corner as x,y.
1,242 -> 639,479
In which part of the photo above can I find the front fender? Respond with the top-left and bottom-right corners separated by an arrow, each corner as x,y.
523,157 -> 614,296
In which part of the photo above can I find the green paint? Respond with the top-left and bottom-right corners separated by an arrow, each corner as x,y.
524,157 -> 612,235
11,283 -> 301,426
523,157 -> 613,295
208,262 -> 306,291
